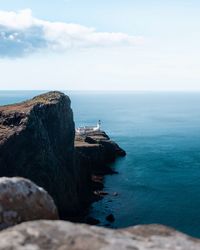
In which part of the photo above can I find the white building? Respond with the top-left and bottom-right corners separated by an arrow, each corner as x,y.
76,120 -> 101,135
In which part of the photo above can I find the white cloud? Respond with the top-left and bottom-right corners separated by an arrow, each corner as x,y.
0,9 -> 143,57
0,9 -> 33,30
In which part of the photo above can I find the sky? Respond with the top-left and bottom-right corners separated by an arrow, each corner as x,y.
0,0 -> 200,91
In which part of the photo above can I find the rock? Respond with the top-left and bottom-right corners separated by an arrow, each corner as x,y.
94,190 -> 109,196
98,191 -> 109,196
0,91 -> 79,217
106,214 -> 115,223
112,192 -> 118,196
75,130 -> 126,210
0,177 -> 58,230
0,220 -> 199,250
85,136 -> 97,144
91,175 -> 103,184
75,130 -> 126,174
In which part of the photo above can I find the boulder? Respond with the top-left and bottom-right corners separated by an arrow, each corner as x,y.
0,177 -> 58,230
0,220 -> 199,250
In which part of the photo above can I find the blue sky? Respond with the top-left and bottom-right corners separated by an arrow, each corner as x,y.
0,0 -> 199,90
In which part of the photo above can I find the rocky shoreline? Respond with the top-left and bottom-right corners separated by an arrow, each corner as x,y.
0,91 -> 125,221
0,91 -> 199,249
75,130 -> 126,224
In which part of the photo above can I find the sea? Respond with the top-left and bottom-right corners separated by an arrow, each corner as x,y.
1,90 -> 200,238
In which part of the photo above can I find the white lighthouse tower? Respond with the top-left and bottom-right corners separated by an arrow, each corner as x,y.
95,120 -> 101,131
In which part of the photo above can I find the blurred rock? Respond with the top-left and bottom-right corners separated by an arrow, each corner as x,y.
0,177 -> 58,230
0,220 -> 199,250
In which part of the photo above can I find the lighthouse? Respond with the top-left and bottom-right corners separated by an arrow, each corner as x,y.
75,120 -> 102,135
97,120 -> 101,131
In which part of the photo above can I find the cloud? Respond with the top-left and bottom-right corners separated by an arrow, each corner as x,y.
0,9 -> 143,57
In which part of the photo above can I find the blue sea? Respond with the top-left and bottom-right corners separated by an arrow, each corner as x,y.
1,91 -> 200,238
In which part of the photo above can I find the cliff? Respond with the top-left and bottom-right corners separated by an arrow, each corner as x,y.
75,130 -> 126,209
0,91 -> 125,218
75,131 -> 126,173
0,220 -> 198,250
0,92 -> 198,249
0,91 -> 78,216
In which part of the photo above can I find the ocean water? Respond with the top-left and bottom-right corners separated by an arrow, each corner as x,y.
1,91 -> 200,238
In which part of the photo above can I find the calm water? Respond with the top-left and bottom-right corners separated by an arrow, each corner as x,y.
1,91 -> 200,238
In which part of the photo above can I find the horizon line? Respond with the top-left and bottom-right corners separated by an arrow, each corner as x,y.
1,89 -> 200,93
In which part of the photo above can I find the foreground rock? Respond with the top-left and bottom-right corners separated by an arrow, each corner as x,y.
0,220 -> 199,250
0,92 -> 78,217
0,177 -> 58,230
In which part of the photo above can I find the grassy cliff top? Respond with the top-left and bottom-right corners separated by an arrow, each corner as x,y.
0,91 -> 69,113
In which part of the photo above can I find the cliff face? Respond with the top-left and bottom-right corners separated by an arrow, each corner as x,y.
75,131 -> 126,173
75,131 -> 126,208
0,92 -> 78,216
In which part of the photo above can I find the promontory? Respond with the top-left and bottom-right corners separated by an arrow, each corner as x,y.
0,91 -> 125,218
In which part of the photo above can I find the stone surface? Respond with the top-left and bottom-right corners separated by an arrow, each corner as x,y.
0,220 -> 199,250
0,177 -> 58,230
0,91 -> 78,216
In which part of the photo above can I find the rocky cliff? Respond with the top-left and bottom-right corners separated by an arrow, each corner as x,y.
0,91 -> 79,216
75,131 -> 126,173
0,91 -> 125,218
0,92 -> 199,249
0,220 -> 198,250
75,130 -> 126,210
